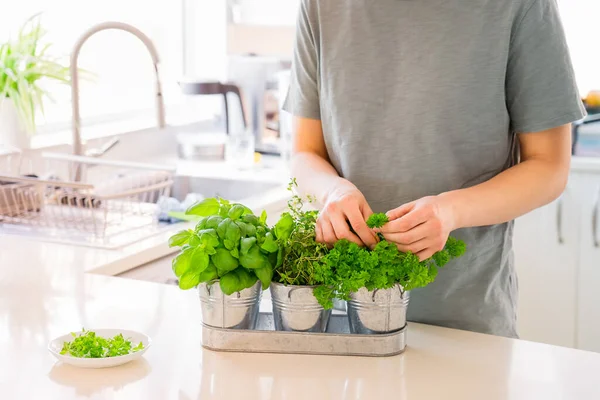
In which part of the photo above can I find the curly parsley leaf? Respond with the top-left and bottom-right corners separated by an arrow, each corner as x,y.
59,329 -> 144,358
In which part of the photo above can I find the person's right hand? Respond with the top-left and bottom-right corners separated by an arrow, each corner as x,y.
315,180 -> 378,248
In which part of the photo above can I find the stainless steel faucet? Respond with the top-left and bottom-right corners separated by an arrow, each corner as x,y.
70,22 -> 166,157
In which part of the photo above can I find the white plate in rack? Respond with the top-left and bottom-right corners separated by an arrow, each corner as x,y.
48,329 -> 151,369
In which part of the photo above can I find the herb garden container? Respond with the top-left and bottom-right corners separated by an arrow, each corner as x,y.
199,280 -> 262,329
270,282 -> 331,332
347,285 -> 410,334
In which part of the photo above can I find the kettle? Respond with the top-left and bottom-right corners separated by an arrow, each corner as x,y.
177,81 -> 247,160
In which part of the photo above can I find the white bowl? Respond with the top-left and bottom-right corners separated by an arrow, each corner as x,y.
48,329 -> 151,369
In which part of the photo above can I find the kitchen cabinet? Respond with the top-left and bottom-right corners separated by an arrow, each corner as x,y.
514,169 -> 600,351
513,173 -> 582,348
576,173 -> 600,351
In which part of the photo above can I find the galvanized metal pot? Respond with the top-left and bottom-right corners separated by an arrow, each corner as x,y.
270,282 -> 331,332
347,285 -> 410,334
198,280 -> 262,329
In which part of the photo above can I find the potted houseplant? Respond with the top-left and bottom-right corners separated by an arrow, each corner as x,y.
0,15 -> 71,149
169,197 -> 278,330
270,184 -> 333,332
325,213 -> 466,334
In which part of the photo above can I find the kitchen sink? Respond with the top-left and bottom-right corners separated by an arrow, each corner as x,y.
170,175 -> 281,202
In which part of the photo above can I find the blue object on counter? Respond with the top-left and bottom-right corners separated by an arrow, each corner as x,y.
157,193 -> 204,223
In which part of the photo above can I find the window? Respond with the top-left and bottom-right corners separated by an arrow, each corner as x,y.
558,0 -> 600,97
1,0 -> 184,133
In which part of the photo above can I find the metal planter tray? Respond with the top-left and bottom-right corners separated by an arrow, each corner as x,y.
201,311 -> 407,357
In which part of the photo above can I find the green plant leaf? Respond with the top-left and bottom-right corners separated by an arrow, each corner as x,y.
260,210 -> 268,224
223,239 -> 235,250
198,229 -> 220,248
254,266 -> 273,290
226,221 -> 242,246
198,263 -> 219,283
274,213 -> 294,241
230,247 -> 239,259
189,248 -> 210,274
216,218 -> 232,240
219,270 -> 242,295
228,204 -> 246,220
194,217 -> 209,232
240,237 -> 257,255
179,271 -> 201,290
168,229 -> 194,247
242,214 -> 260,226
186,198 -> 220,216
237,267 -> 258,290
204,215 -> 224,229
240,244 -> 270,269
172,246 -> 194,278
260,232 -> 279,253
189,234 -> 201,247
211,247 -> 239,276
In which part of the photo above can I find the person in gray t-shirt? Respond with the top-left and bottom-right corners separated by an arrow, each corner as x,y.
283,0 -> 586,337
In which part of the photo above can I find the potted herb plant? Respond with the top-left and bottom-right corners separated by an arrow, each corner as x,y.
325,213 -> 466,334
270,183 -> 333,332
0,15 -> 71,149
169,197 -> 279,330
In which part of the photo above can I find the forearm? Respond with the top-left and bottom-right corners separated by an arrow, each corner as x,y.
442,157 -> 569,230
291,152 -> 351,205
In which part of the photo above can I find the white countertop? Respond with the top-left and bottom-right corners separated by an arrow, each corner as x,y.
2,257 -> 600,400
2,220 -> 600,399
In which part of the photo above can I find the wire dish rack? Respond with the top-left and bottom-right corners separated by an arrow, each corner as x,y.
0,149 -> 176,248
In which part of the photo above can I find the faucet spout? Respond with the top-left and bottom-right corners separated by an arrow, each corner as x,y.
70,22 -> 166,157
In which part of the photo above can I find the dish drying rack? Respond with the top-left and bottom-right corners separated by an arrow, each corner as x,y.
0,149 -> 177,249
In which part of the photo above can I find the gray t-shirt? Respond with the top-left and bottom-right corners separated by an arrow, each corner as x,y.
283,0 -> 585,337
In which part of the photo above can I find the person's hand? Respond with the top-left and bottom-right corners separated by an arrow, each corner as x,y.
379,195 -> 457,260
316,181 -> 378,248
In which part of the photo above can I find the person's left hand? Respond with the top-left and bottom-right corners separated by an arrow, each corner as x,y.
379,195 -> 457,261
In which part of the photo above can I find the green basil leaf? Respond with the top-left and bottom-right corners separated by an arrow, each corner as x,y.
204,215 -> 224,229
274,213 -> 294,242
198,263 -> 219,283
205,246 -> 217,256
190,248 -> 210,274
237,267 -> 258,290
240,244 -> 270,269
235,221 -> 247,237
168,229 -> 194,247
198,229 -> 220,248
219,270 -> 242,295
194,217 -> 208,232
223,239 -> 235,250
216,218 -> 232,240
218,203 -> 232,218
240,237 -> 257,255
242,214 -> 259,226
179,271 -> 201,290
226,221 -> 242,246
228,204 -> 246,220
217,197 -> 230,205
259,210 -> 267,225
189,234 -> 201,247
260,232 -> 279,253
244,223 -> 256,237
230,247 -> 240,259
186,198 -> 220,216
211,247 -> 239,276
254,266 -> 273,290
171,246 -> 194,277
